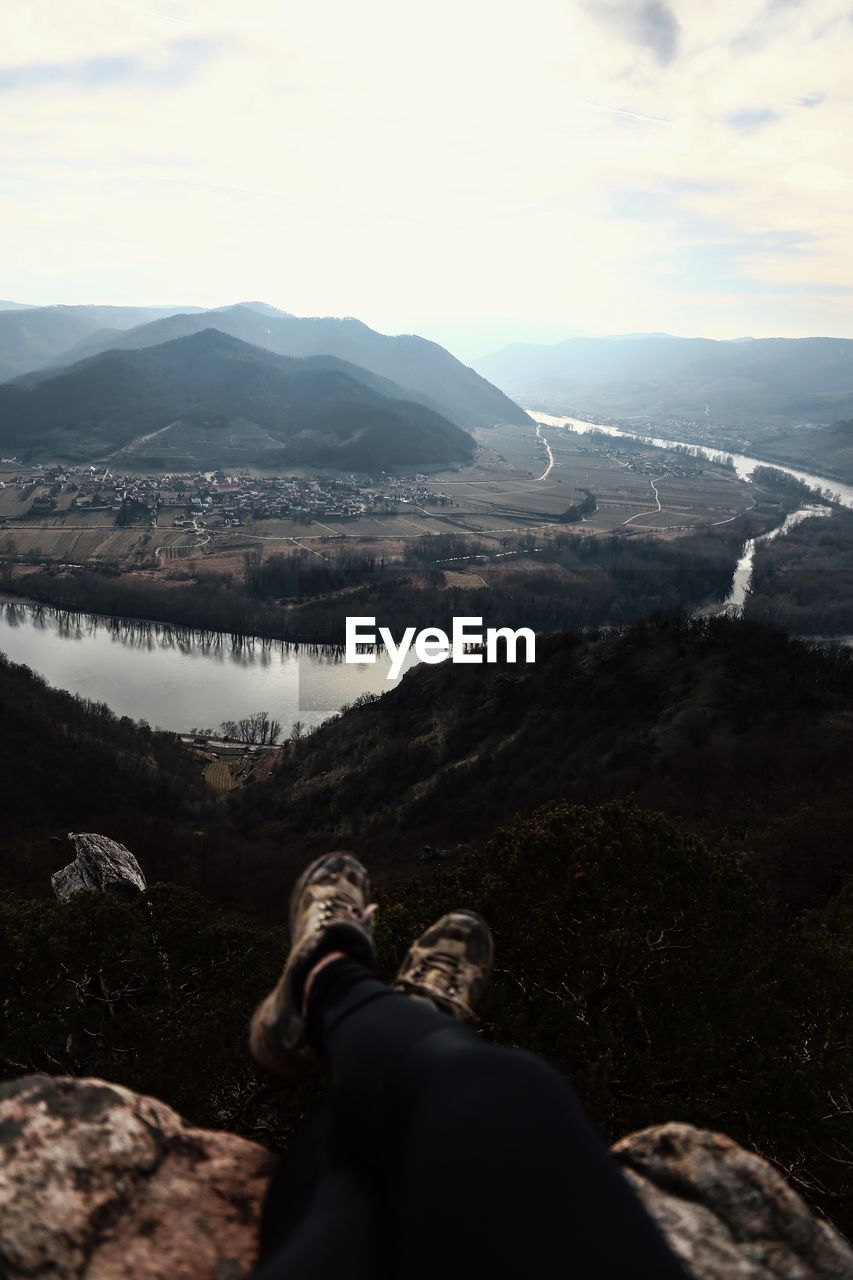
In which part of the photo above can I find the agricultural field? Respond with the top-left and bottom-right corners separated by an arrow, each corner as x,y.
0,483 -> 38,519
0,519 -> 197,564
204,760 -> 235,791
0,423 -> 757,573
428,422 -> 754,536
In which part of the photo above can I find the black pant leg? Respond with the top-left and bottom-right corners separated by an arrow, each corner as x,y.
252,1103 -> 389,1280
387,1034 -> 688,1280
313,960 -> 688,1279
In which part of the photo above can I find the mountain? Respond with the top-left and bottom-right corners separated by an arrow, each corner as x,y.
752,417 -> 853,482
416,317 -> 589,364
0,329 -> 475,470
475,334 -> 853,426
0,304 -> 203,383
47,304 -> 530,430
0,301 -> 33,311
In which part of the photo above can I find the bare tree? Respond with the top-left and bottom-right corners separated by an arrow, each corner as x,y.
222,711 -> 282,745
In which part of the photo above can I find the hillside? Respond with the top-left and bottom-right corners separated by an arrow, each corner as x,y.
48,303 -> 530,430
752,416 -> 853,482
0,304 -> 199,383
0,649 -> 207,891
3,616 -> 853,1231
0,329 -> 475,470
236,616 -> 853,917
476,334 -> 853,428
5,772 -> 853,1239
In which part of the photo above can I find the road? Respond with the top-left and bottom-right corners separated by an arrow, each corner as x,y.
534,424 -> 555,481
623,475 -> 664,526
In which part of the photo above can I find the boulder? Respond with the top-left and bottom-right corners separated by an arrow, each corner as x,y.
0,1075 -> 275,1280
614,1122 -> 853,1279
51,832 -> 147,901
1,1076 -> 851,1279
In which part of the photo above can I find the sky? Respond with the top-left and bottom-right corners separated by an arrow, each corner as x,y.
2,0 -> 853,354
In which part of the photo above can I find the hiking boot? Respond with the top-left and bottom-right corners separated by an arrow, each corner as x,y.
393,910 -> 493,1022
249,851 -> 376,1076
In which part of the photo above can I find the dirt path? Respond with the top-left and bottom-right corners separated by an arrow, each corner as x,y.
534,424 -> 555,481
623,475 -> 664,526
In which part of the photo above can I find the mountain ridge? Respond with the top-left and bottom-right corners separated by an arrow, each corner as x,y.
44,304 -> 530,430
475,333 -> 853,426
0,328 -> 475,470
0,304 -> 203,383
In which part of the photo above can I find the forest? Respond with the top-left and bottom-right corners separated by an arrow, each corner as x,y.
3,800 -> 852,1236
2,507 -> 782,647
746,504 -> 853,634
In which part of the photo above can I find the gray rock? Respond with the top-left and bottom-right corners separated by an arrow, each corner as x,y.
613,1122 -> 853,1278
0,1075 -> 275,1280
51,832 -> 147,901
1,1077 -> 851,1279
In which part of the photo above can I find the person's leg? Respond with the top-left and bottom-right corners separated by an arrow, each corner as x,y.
252,1104 -> 389,1280
308,955 -> 689,1280
250,854 -> 686,1279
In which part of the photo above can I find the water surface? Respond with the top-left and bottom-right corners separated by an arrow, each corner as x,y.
0,601 -> 416,734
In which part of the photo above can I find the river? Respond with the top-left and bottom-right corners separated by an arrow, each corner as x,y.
0,601 -> 417,735
2,415 -> 850,727
528,411 -> 853,505
528,410 -> 853,617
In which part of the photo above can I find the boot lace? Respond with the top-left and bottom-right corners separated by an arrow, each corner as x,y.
410,948 -> 463,998
316,894 -> 377,931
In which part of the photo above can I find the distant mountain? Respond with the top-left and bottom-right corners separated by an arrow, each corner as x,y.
0,301 -> 33,311
0,329 -> 475,470
475,334 -> 853,427
417,318 -> 589,364
47,304 -> 529,430
0,304 -> 203,383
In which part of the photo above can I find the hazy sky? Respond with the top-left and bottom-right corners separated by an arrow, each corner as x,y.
2,0 -> 853,348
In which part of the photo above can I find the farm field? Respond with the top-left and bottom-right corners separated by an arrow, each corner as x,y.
0,522 -> 197,562
204,760 -> 235,791
0,485 -> 38,518
0,423 -> 757,570
429,423 -> 754,536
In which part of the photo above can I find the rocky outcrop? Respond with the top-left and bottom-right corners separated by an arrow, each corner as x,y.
51,832 -> 147,901
614,1123 -> 853,1279
0,1075 -> 275,1280
1,1076 -> 851,1279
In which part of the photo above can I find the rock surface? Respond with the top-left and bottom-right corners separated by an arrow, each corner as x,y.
51,832 -> 147,900
0,1075 -> 275,1279
1,1076 -> 851,1279
614,1122 -> 853,1279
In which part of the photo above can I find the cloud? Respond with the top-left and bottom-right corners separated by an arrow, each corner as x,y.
575,98 -> 671,125
0,36 -> 224,94
2,0 -> 853,339
726,107 -> 781,131
585,1 -> 680,65
797,91 -> 825,108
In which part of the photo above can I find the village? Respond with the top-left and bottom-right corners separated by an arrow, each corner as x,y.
0,462 -> 455,530
567,439 -> 710,480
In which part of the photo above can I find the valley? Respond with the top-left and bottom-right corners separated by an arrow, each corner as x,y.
0,415 -> 759,571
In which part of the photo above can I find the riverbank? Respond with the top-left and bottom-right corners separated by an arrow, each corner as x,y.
529,410 -> 853,507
